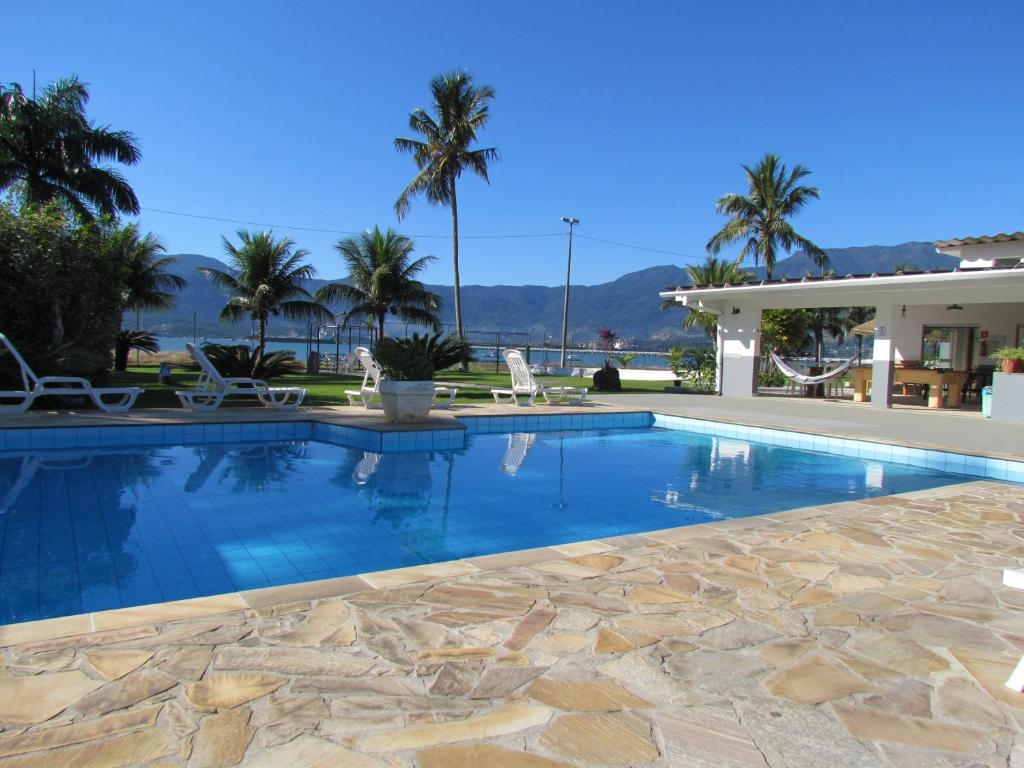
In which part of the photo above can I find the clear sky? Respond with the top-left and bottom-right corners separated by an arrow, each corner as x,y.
5,1 -> 1022,286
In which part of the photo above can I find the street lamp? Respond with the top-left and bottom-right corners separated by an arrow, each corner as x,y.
559,216 -> 579,367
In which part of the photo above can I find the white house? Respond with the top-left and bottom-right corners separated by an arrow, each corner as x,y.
659,232 -> 1024,411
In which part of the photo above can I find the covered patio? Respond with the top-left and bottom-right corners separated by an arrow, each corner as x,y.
660,234 -> 1024,412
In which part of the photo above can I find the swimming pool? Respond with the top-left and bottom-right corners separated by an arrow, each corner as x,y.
0,414 -> 1002,624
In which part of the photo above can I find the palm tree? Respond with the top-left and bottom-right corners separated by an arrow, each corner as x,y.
315,226 -> 441,340
844,306 -> 876,364
394,70 -> 498,340
112,225 -> 186,370
198,230 -> 330,355
0,77 -> 140,221
809,307 -> 847,364
119,227 -> 186,315
707,152 -> 827,280
661,256 -> 751,346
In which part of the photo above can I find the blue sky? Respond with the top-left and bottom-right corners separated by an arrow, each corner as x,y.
5,1 -> 1022,285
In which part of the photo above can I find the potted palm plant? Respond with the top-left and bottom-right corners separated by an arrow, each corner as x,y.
372,333 -> 472,423
993,346 -> 1024,374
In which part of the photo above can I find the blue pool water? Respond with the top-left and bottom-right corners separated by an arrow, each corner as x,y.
0,425 -> 976,624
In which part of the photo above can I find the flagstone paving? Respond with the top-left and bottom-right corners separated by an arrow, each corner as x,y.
0,479 -> 1021,766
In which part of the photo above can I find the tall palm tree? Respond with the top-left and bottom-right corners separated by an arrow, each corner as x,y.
394,70 -> 498,340
112,225 -> 186,370
198,230 -> 330,355
707,152 -> 827,280
661,256 -> 751,346
0,77 -> 140,220
315,226 -> 441,340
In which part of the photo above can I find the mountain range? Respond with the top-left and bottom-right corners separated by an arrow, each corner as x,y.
138,241 -> 957,345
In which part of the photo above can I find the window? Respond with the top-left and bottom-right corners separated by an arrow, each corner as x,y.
922,326 -> 974,370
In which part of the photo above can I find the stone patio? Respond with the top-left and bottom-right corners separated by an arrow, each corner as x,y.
0,479 -> 1022,766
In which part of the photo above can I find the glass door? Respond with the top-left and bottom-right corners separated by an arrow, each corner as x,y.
922,326 -> 974,371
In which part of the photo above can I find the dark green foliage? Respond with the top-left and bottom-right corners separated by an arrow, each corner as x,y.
760,308 -> 812,357
200,343 -> 303,381
315,227 -> 440,339
418,332 -> 473,372
114,330 -> 159,372
0,77 -> 140,221
372,336 -> 434,381
0,202 -> 128,382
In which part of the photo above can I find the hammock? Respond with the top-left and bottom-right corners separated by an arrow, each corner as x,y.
771,352 -> 854,385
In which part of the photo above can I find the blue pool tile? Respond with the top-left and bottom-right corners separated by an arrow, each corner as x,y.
29,429 -> 55,449
4,430 -> 30,450
943,453 -> 967,475
984,458 -> 1008,481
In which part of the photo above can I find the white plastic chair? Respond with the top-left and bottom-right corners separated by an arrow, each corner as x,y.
175,342 -> 306,412
0,333 -> 142,414
492,349 -> 588,406
345,346 -> 457,409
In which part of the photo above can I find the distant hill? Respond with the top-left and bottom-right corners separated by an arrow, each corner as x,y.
137,241 -> 957,345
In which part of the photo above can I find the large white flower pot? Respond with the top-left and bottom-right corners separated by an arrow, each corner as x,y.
379,380 -> 434,423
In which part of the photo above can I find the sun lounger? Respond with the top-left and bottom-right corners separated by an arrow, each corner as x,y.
175,342 -> 305,412
345,347 -> 458,409
492,349 -> 587,406
0,333 -> 142,414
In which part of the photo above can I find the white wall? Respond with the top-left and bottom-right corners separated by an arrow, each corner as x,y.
889,302 -> 1024,366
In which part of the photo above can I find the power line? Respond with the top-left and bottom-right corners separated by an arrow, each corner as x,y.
140,207 -> 563,240
574,233 -> 696,259
139,205 -> 704,262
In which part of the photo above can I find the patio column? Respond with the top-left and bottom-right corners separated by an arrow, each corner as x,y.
717,305 -> 761,397
870,304 -> 896,409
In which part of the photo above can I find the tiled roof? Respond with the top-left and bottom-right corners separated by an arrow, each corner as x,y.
934,231 -> 1024,247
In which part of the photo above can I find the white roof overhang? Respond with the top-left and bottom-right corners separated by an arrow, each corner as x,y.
658,269 -> 1024,311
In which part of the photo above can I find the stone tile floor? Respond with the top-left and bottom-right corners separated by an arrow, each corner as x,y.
0,480 -> 1022,767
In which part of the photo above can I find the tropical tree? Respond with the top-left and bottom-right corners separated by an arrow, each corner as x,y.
0,77 -> 140,220
315,226 -> 441,340
760,309 -> 811,361
808,307 -> 847,364
707,152 -> 827,280
198,230 -> 330,355
394,70 -> 498,339
844,306 -> 876,364
661,256 -> 751,346
118,227 -> 185,316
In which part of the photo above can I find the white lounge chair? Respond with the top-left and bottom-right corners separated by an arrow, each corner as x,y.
500,432 -> 536,476
175,342 -> 306,412
492,349 -> 588,406
345,346 -> 457,409
0,333 -> 143,415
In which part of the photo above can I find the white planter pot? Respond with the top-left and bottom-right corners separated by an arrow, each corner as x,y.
379,380 -> 434,424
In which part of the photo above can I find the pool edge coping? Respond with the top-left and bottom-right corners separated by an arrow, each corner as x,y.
0,477 -> 1002,650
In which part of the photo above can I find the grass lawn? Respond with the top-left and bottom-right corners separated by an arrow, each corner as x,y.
107,365 -> 668,409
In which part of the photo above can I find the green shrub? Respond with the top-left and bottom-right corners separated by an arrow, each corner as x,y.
0,202 -> 129,383
372,336 -> 434,381
200,343 -> 302,380
993,346 -> 1024,361
373,333 -> 472,381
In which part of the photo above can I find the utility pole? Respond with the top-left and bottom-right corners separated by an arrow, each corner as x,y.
559,217 -> 579,367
